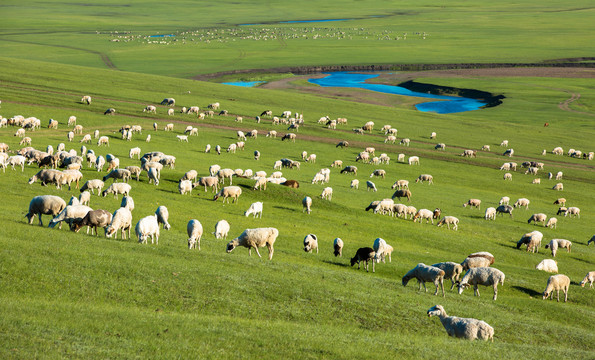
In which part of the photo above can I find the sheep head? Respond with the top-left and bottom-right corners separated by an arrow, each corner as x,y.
226,240 -> 239,253
427,305 -> 444,317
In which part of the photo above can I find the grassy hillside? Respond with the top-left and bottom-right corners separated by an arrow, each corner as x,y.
0,58 -> 593,358
1,1 -> 594,76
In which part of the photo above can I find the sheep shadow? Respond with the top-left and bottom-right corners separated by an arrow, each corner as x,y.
322,260 -> 350,268
272,205 -> 296,212
512,285 -> 541,297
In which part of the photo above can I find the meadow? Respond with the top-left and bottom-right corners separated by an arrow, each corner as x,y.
1,0 -> 594,358
0,57 -> 594,358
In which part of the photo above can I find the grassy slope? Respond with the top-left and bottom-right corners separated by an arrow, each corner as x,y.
0,58 -> 594,358
1,1 -> 594,76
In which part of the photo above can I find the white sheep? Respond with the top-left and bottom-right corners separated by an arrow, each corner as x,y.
245,201 -> 263,218
437,216 -> 459,230
413,209 -> 434,224
321,187 -> 333,201
213,220 -> 230,239
516,230 -> 543,253
226,227 -> 279,260
514,198 -> 530,209
527,213 -> 547,226
179,180 -> 194,195
484,207 -> 496,220
48,204 -> 92,229
499,196 -> 510,205
154,206 -> 171,230
503,172 -> 512,181
536,259 -> 558,273
101,183 -> 131,198
366,180 -> 377,192
542,274 -> 570,302
80,179 -> 104,195
372,238 -> 388,263
427,305 -> 494,342
121,196 -> 135,212
97,136 -> 109,146
213,186 -> 242,203
177,135 -> 189,142
303,234 -> 318,254
78,191 -> 91,206
135,215 -> 160,244
545,239 -> 572,257
546,217 -> 558,229
302,196 -> 312,214
402,263 -> 446,297
333,238 -> 344,257
432,262 -> 464,290
187,219 -> 203,250
552,183 -> 563,191
7,155 -> 26,171
25,195 -> 67,226
408,156 -> 420,165
458,267 -> 505,300
580,271 -> 595,288
415,174 -> 433,184
463,199 -> 481,209
461,252 -> 495,271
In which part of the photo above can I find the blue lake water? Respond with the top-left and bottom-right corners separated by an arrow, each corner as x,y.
149,34 -> 175,38
240,19 -> 352,26
308,72 -> 487,114
222,81 -> 265,87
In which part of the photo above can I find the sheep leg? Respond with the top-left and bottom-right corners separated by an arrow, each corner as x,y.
253,246 -> 262,258
493,284 -> 498,301
474,284 -> 480,297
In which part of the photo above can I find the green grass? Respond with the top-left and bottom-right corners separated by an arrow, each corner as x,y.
1,1 -> 594,76
0,57 -> 594,358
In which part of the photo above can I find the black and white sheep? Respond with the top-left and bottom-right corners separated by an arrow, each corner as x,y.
350,247 -> 376,273
333,238 -> 344,257
303,234 -> 318,254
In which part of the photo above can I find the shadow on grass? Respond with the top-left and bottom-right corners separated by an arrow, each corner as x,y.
322,260 -> 350,268
512,285 -> 541,297
272,205 -> 296,212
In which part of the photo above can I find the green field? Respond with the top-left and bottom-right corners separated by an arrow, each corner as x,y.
1,1 -> 595,359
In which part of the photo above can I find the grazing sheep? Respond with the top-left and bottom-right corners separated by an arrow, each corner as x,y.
546,217 -> 558,229
373,238 -> 388,263
217,168 -> 235,185
527,213 -> 547,226
374,199 -> 394,216
336,140 -> 349,148
481,145 -> 490,151
408,156 -> 420,165
213,186 -> 242,203
340,165 -> 357,175
245,202 -> 263,218
281,133 -> 297,142
496,205 -> 513,217
302,196 -> 313,214
427,305 -> 494,342
564,206 -> 580,218
392,179 -> 409,189
461,252 -> 495,271
485,207 -> 496,220
164,123 -> 174,131
97,136 -> 109,146
28,169 -> 64,188
366,180 -> 377,192
432,208 -> 441,220
457,267 -> 505,300
303,234 -> 318,254
48,204 -> 92,229
101,183 -> 131,198
370,169 -> 386,179
580,271 -> 595,288
81,95 -> 92,104
435,143 -> 446,150
432,262 -> 464,290
517,230 -> 543,253
280,180 -> 299,188
400,138 -> 410,146
254,150 -> 260,160
463,199 -> 481,209
147,167 -> 160,186
350,247 -> 376,273
333,238 -> 344,257
391,189 -> 412,202
187,219 -> 203,250
25,195 -> 67,226
402,263 -> 445,297
498,196 -> 510,206
553,198 -> 566,207
415,174 -> 433,184
413,209 -> 434,224
503,172 -> 512,181
146,135 -> 151,142
69,209 -> 112,236
103,169 -> 131,183
211,220 -> 231,240
321,187 -> 333,201
542,274 -> 570,302
154,206 -> 171,230
78,191 -> 91,206
532,178 -> 541,184
178,180 -> 194,195
181,170 -> 198,182
514,198 -> 530,209
461,149 -> 477,158
104,108 -> 115,115
135,215 -> 160,244
552,183 -> 563,191
545,239 -> 572,257
437,216 -> 459,230
80,179 -> 104,195
226,227 -> 279,260
177,135 -> 189,142
253,177 -> 267,191
536,259 -> 558,273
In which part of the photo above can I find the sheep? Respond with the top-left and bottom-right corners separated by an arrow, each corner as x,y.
101,183 -> 131,198
103,169 -> 131,184
542,274 -> 570,302
457,267 -> 505,300
552,183 -> 563,191
503,172 -> 512,181
81,95 -> 92,104
281,133 -> 297,142
187,219 -> 203,250
499,196 -> 510,205
25,195 -> 67,226
385,135 -> 397,144
366,180 -> 378,192
147,167 -> 160,186
303,234 -> 318,254
517,230 -> 543,253
532,178 -> 541,184
180,170 -> 198,182
565,206 -> 580,218
414,174 -> 433,185
555,171 -> 563,180
432,262 -> 464,290
245,202 -> 263,218
392,179 -> 409,189
28,169 -> 64,188
402,263 -> 445,297
226,227 -> 278,260
536,259 -> 558,273
19,137 -> 32,146
434,143 -> 446,151
135,215 -> 160,245
461,252 -> 495,271
437,216 -> 459,230
484,207 -> 496,220
306,153 -> 317,163
426,305 -> 494,342
461,149 -> 477,158
59,169 -> 83,190
69,209 -> 113,236
146,134 -> 151,142
503,148 -> 514,157
413,209 -> 434,224
176,135 -> 189,143
217,168 -> 235,185
301,196 -> 313,214
400,138 -> 410,146
267,130 -> 278,138
73,124 -> 83,135
280,180 -> 299,188
391,189 -> 412,202
178,180 -> 194,195
350,247 -> 376,272
333,238 -> 344,257
580,271 -> 595,288
164,123 -> 174,131
545,239 -> 572,257
463,199 -> 481,209
370,169 -> 386,179
321,187 -> 333,201
80,179 -> 104,196
355,151 -> 370,163
48,204 -> 93,229
408,156 -> 420,165
373,199 -> 394,216
373,238 -> 388,263
97,136 -> 109,146
340,165 -> 357,175
213,186 -> 242,203
527,213 -> 547,226
514,198 -> 530,209
546,217 -> 558,229
492,206 -> 513,220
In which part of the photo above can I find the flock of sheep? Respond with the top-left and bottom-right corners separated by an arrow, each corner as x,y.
1,93 -> 594,343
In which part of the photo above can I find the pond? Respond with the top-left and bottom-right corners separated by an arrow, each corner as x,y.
308,72 -> 487,114
222,81 -> 265,87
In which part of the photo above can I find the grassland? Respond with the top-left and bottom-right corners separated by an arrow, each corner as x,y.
0,57 -> 594,359
1,1 -> 594,76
